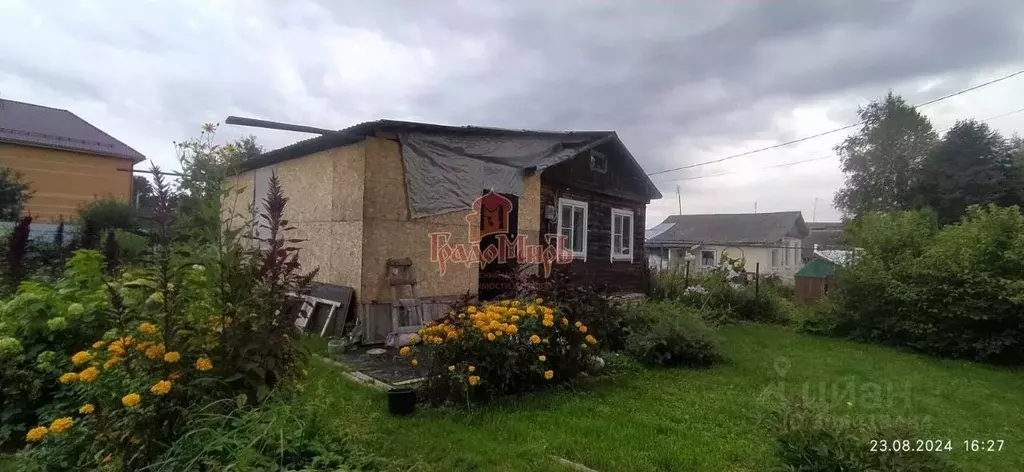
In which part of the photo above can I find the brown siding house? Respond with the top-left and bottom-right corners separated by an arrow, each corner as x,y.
0,99 -> 145,222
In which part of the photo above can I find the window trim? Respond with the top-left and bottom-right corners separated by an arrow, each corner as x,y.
610,208 -> 634,262
557,198 -> 588,261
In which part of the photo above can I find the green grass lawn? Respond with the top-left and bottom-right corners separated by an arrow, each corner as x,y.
307,324 -> 1024,471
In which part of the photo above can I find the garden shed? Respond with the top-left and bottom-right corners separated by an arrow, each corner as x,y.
793,257 -> 838,304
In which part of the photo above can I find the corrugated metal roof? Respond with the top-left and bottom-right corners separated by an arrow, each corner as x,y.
646,211 -> 808,247
0,98 -> 145,162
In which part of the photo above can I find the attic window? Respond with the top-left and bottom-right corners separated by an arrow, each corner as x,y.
589,151 -> 607,173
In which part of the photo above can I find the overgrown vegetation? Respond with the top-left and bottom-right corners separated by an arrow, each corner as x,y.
804,205 -> 1024,364
620,300 -> 723,367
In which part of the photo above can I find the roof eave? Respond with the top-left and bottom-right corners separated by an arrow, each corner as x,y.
0,137 -> 145,163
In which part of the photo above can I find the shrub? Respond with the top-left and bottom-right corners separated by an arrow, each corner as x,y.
405,297 -> 601,405
766,397 -> 960,472
827,205 -> 1024,364
518,272 -> 627,351
77,197 -> 140,235
622,300 -> 724,367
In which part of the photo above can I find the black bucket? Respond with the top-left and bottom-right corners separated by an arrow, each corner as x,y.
387,387 -> 416,416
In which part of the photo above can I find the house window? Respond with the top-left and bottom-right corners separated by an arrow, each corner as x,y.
611,208 -> 634,261
589,151 -> 608,173
701,250 -> 715,266
771,249 -> 780,268
557,198 -> 588,259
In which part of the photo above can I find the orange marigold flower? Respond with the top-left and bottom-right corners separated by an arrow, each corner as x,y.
579,325 -> 588,334
78,404 -> 95,414
399,346 -> 411,357
486,333 -> 496,341
163,351 -> 181,363
538,355 -> 547,362
195,357 -> 213,371
468,375 -> 480,386
150,380 -> 172,396
58,372 -> 78,384
78,367 -> 99,383
49,417 -> 73,434
144,344 -> 165,360
25,426 -> 48,442
529,335 -> 541,344
585,334 -> 598,345
411,359 -> 419,367
121,393 -> 141,408
71,351 -> 92,366
542,319 -> 554,327
91,340 -> 105,349
103,357 -> 121,370
544,370 -> 554,380
574,321 -> 583,327
138,322 -> 158,335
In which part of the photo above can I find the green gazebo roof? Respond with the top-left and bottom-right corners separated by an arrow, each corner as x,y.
795,257 -> 837,279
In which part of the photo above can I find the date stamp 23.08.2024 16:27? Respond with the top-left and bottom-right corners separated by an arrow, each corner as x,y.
870,439 -> 1004,453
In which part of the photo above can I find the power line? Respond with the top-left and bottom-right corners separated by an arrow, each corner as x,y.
646,68 -> 1024,177
653,105 -> 1024,186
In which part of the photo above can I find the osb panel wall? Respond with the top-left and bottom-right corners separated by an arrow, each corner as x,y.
331,142 -> 366,222
329,222 -> 363,291
361,219 -> 477,302
361,137 -> 478,302
520,174 -> 541,233
275,150 -> 335,223
0,144 -> 132,222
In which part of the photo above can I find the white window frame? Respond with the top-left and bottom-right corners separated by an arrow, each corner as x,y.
557,198 -> 588,261
700,249 -> 716,267
610,208 -> 634,262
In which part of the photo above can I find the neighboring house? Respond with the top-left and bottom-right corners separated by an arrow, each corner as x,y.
0,98 -> 145,222
645,211 -> 809,281
801,222 -> 844,263
227,119 -> 661,343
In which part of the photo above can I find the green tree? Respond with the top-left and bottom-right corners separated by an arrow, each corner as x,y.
916,120 -> 1017,225
0,168 -> 31,221
834,92 -> 937,218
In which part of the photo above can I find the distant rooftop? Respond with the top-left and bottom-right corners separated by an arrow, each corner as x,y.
0,98 -> 145,162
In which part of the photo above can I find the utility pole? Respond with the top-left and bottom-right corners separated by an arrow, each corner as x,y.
754,201 -> 758,214
676,185 -> 682,215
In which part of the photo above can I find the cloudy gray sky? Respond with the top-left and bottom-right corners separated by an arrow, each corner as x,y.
2,0 -> 1023,227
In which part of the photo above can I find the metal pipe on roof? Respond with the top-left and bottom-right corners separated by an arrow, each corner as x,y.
224,116 -> 342,135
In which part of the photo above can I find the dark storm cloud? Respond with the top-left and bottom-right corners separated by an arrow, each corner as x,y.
313,0 -> 1024,174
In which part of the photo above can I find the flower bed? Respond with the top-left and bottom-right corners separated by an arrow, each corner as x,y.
401,297 -> 600,404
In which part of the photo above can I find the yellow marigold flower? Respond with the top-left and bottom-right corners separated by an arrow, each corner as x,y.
579,325 -> 588,334
526,306 -> 537,315
486,333 -> 496,341
561,318 -> 569,326
49,417 -> 73,434
78,367 -> 99,383
107,342 -> 125,356
103,357 -> 121,369
468,375 -> 480,386
468,365 -> 476,373
585,335 -> 598,345
448,365 -> 456,372
195,357 -> 213,371
511,315 -> 520,322
574,321 -> 583,327
25,426 -> 48,442
467,306 -> 477,314
530,335 -> 541,344
78,404 -> 95,414
122,336 -> 134,346
535,297 -> 544,304
145,344 -> 165,360
138,322 -> 158,335
512,300 -> 520,307
538,355 -> 547,362
505,324 -> 518,335
542,319 -> 554,327
92,340 -> 105,349
121,393 -> 141,408
508,307 -> 518,315
399,346 -> 411,357
150,380 -> 172,396
411,359 -> 419,367
71,351 -> 92,366
163,351 -> 181,363
58,372 -> 79,384
544,370 -> 554,380
136,341 -> 151,352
